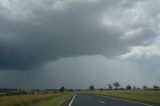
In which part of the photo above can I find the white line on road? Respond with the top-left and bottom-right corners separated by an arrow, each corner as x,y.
97,95 -> 154,106
112,97 -> 154,106
68,94 -> 76,106
92,95 -> 155,106
99,101 -> 105,104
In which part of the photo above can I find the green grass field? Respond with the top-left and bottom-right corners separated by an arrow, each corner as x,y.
0,92 -> 73,106
28,92 -> 73,106
86,90 -> 160,106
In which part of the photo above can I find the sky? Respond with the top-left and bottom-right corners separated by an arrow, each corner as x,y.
0,0 -> 160,89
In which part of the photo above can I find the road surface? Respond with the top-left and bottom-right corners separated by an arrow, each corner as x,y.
64,93 -> 154,106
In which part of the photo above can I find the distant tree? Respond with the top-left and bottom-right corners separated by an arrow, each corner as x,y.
133,86 -> 136,89
113,82 -> 120,90
35,89 -> 40,94
89,85 -> 95,91
143,85 -> 148,90
126,85 -> 132,90
68,89 -> 74,92
119,87 -> 125,90
108,84 -> 112,90
153,85 -> 159,89
100,88 -> 104,91
59,86 -> 65,92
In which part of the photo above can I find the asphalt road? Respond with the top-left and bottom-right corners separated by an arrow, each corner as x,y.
64,93 -> 154,106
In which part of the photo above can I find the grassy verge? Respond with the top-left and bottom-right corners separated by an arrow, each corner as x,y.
85,90 -> 160,106
28,92 -> 73,106
0,93 -> 69,106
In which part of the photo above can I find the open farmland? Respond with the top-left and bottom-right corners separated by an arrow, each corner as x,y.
86,90 -> 160,106
29,92 -> 73,106
0,92 -> 73,106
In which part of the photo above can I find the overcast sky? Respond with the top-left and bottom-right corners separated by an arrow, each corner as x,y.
0,0 -> 160,89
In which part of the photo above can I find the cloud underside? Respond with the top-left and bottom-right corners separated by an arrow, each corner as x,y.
0,0 -> 160,70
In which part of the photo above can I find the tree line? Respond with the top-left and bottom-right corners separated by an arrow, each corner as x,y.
89,82 -> 160,90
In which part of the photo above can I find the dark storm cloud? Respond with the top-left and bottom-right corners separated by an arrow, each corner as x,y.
0,0 -> 158,70
0,56 -> 149,89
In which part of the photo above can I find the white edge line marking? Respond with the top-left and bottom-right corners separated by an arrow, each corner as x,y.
68,94 -> 76,106
99,101 -> 105,104
97,95 -> 154,106
112,97 -> 154,106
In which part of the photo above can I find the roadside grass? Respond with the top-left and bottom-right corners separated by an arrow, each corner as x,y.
86,90 -> 160,106
0,92 -> 72,106
28,92 -> 73,106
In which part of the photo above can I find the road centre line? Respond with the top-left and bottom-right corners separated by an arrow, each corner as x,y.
111,97 -> 154,106
95,94 -> 154,106
99,101 -> 106,104
69,93 -> 154,106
